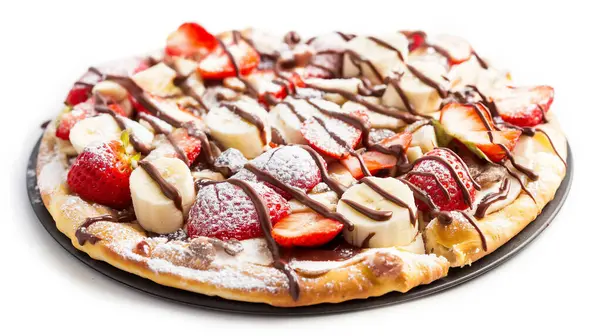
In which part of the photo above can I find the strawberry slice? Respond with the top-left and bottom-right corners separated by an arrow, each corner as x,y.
300,115 -> 363,159
67,139 -> 136,209
247,70 -> 305,106
429,34 -> 473,65
341,151 -> 397,179
198,35 -> 260,79
165,22 -> 218,58
56,100 -> 97,140
272,212 -> 343,248
169,128 -> 202,166
439,103 -> 522,162
493,85 -> 554,127
340,132 -> 412,178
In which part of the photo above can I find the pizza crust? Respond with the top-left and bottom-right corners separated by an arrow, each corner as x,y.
423,111 -> 568,266
36,122 -> 449,307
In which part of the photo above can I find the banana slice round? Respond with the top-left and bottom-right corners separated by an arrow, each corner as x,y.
130,157 -> 195,234
337,177 -> 418,248
69,114 -> 154,154
342,33 -> 409,85
341,100 -> 405,130
381,60 -> 447,116
204,101 -> 271,159
69,114 -> 121,153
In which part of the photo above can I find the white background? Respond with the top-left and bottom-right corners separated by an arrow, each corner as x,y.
1,0 -> 599,335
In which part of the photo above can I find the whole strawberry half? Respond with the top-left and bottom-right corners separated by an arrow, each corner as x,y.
232,146 -> 322,199
406,147 -> 476,212
439,102 -> 522,163
186,181 -> 291,241
67,140 -> 136,209
493,85 -> 554,127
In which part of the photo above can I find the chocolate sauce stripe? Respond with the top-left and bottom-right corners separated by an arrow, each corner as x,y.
341,199 -> 392,221
139,161 -> 184,213
475,177 -> 510,218
221,102 -> 267,144
303,82 -> 420,123
75,211 -> 136,246
227,178 -> 300,300
362,177 -> 417,225
298,145 -> 347,196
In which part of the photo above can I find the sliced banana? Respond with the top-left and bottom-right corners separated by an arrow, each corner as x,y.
268,97 -> 333,144
337,177 -> 418,248
289,190 -> 339,214
92,80 -> 129,102
341,99 -> 405,130
471,173 -> 522,218
304,78 -> 362,105
132,62 -> 181,97
204,100 -> 271,159
406,146 -> 424,163
447,56 -> 480,89
343,33 -> 409,85
130,157 -> 195,234
328,162 -> 357,188
381,60 -> 447,116
69,114 -> 120,153
69,114 -> 154,154
409,124 -> 438,153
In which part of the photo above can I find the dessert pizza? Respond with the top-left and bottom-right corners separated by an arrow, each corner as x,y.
35,23 -> 568,307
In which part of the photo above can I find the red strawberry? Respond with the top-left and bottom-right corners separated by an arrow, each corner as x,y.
341,132 -> 412,178
300,115 -> 363,159
406,147 -> 476,212
439,102 -> 522,162
67,140 -> 135,209
198,35 -> 260,79
165,22 -> 218,58
272,212 -> 343,248
232,146 -> 322,199
247,70 -> 305,106
65,83 -> 93,106
64,69 -> 103,106
341,151 -> 397,179
169,128 -> 202,166
186,181 -> 290,241
56,101 -> 96,140
493,85 -> 554,127
401,30 -> 427,52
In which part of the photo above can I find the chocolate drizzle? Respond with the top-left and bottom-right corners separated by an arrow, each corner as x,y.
361,177 -> 416,225
221,102 -> 267,144
139,161 -> 183,213
94,99 -> 151,155
475,177 -> 510,218
303,82 -> 420,123
75,211 -> 136,246
298,145 -> 347,196
227,178 -> 300,300
341,199 -> 392,221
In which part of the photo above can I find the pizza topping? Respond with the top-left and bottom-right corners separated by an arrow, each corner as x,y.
272,212 -> 344,247
405,148 -> 477,212
493,85 -> 554,127
67,139 -> 137,209
186,181 -> 290,241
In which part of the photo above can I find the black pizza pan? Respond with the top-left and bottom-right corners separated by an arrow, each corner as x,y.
27,137 -> 573,315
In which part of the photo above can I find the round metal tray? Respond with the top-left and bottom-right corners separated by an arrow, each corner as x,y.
27,137 -> 573,315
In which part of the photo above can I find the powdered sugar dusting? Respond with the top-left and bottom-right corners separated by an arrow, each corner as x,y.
232,146 -> 321,194
38,157 -> 66,193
